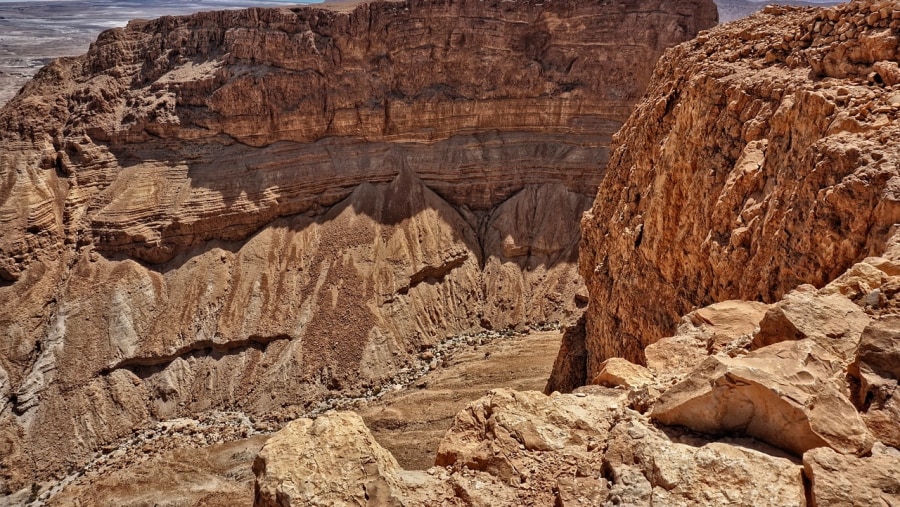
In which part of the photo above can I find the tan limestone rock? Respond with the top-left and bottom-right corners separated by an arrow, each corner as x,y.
604,416 -> 805,506
435,389 -> 620,478
435,388 -> 809,506
651,340 -> 872,456
253,411 -> 450,507
690,300 -> 770,351
645,300 -> 770,378
644,334 -> 711,381
591,358 -> 654,389
819,258 -> 897,306
803,446 -> 900,507
751,285 -> 870,362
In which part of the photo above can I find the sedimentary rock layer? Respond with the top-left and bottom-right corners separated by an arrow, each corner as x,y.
0,0 -> 716,493
576,0 -> 900,373
0,0 -> 716,267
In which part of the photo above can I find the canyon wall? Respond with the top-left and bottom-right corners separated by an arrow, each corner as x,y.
575,0 -> 900,375
0,0 -> 717,492
248,4 -> 900,506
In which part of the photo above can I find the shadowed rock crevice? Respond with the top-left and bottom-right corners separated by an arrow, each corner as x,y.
92,132 -> 609,264
101,334 -> 292,376
396,253 -> 469,296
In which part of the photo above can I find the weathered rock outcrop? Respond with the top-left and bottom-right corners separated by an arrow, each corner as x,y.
636,255 -> 900,461
256,389 -> 807,506
575,0 -> 900,375
803,446 -> 900,507
253,411 -> 451,506
0,0 -> 717,493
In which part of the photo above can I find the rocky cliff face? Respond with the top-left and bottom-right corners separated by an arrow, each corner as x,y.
576,0 -> 900,374
0,0 -> 717,492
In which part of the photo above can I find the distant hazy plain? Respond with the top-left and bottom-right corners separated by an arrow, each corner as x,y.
0,0 -> 321,104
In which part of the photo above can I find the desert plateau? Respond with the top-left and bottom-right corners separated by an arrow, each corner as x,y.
0,0 -> 898,505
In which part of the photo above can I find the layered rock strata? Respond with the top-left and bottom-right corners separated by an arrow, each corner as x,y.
575,0 -> 900,375
0,0 -> 717,493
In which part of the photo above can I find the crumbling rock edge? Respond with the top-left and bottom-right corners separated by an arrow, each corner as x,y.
574,0 -> 900,377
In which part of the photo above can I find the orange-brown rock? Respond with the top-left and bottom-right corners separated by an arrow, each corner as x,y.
0,0 -> 717,493
575,0 -> 900,378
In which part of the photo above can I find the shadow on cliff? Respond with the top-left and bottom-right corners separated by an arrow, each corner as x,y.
99,133 -> 600,273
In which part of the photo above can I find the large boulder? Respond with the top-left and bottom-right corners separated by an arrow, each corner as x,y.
253,411 -> 450,507
645,300 -> 769,379
435,389 -> 619,479
751,285 -> 870,362
651,340 -> 872,456
591,357 -> 654,389
603,417 -> 805,506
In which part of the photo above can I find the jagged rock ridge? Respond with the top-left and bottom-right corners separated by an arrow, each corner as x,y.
0,0 -> 717,493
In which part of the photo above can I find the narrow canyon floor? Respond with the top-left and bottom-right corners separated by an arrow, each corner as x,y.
361,330 -> 561,470
38,330 -> 562,506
